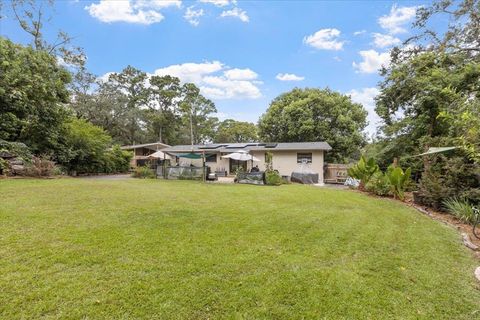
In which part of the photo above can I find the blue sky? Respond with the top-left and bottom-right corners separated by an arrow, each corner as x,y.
1,0 -> 433,135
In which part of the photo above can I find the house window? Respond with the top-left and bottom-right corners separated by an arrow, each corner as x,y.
297,153 -> 312,164
205,154 -> 217,163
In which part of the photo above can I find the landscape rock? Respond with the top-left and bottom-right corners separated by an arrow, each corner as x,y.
462,233 -> 479,251
475,267 -> 480,282
9,159 -> 24,165
11,164 -> 25,174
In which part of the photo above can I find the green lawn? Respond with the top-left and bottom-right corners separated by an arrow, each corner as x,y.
0,179 -> 479,319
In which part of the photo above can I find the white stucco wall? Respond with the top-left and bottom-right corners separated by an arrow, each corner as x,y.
172,150 -> 325,183
250,150 -> 324,182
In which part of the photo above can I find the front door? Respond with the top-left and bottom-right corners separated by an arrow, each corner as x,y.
229,159 -> 247,174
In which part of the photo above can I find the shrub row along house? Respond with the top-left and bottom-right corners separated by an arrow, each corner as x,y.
122,142 -> 332,184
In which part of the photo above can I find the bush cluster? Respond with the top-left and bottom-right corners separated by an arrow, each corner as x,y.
349,156 -> 411,200
0,137 -> 132,177
0,140 -> 33,163
132,166 -> 155,179
443,198 -> 478,225
365,172 -> 390,196
0,158 -> 9,175
62,119 -> 133,175
23,156 -> 61,177
66,145 -> 132,175
265,170 -> 283,186
264,151 -> 284,186
102,146 -> 132,174
419,154 -> 479,209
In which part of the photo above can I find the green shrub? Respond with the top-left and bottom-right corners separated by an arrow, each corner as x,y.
63,118 -> 112,174
365,172 -> 391,196
263,152 -> 283,186
347,155 -> 379,189
0,158 -> 9,175
443,198 -> 476,224
418,170 -> 447,208
51,166 -> 64,176
265,170 -> 282,186
419,155 -> 480,208
386,165 -> 411,201
234,166 -> 245,177
103,145 -> 132,173
0,139 -> 33,163
132,166 -> 155,179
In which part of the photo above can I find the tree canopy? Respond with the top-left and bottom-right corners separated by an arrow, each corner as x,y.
258,88 -> 368,162
0,37 -> 71,156
214,119 -> 258,143
374,0 -> 480,168
370,0 -> 480,206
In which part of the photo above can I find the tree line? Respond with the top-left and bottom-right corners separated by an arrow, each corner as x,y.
2,0 -> 478,188
365,0 -> 480,208
0,0 -> 369,168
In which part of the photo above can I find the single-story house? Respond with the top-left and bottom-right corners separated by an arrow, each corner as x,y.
161,142 -> 332,183
120,142 -> 170,167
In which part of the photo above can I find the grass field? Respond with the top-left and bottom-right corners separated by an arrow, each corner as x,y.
0,178 -> 479,319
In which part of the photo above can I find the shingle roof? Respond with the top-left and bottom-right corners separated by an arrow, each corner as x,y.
162,142 -> 332,153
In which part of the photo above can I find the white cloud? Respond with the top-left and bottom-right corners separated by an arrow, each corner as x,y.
154,61 -> 224,83
347,87 -> 381,135
97,72 -> 115,83
372,33 -> 401,48
200,86 -> 226,98
201,76 -> 261,99
136,0 -> 181,9
352,50 -> 390,74
276,73 -> 304,81
220,7 -> 249,22
333,56 -> 342,62
224,68 -> 258,80
353,30 -> 366,36
56,56 -> 75,69
184,6 -> 204,26
85,0 -> 180,25
199,0 -> 233,7
303,28 -> 344,51
152,61 -> 261,99
378,5 -> 417,34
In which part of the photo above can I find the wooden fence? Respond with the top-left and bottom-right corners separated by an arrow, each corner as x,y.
324,163 -> 350,184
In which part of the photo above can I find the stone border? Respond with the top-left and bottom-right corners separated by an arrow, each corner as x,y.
462,233 -> 479,251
